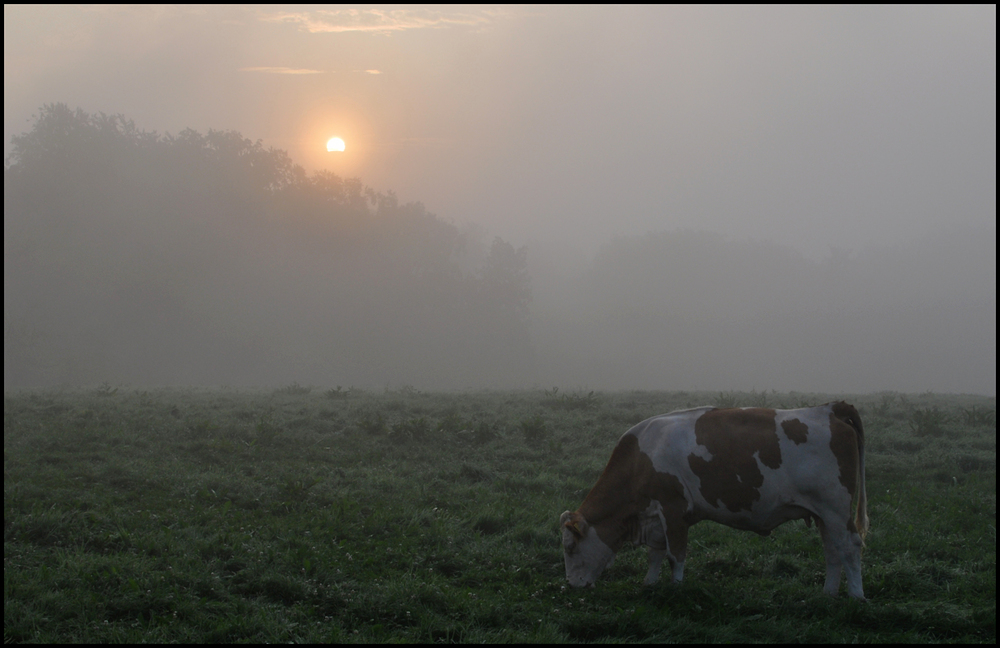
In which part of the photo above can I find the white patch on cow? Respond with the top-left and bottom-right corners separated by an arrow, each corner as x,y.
635,407 -> 713,473
757,407 -> 854,528
633,407 -> 711,513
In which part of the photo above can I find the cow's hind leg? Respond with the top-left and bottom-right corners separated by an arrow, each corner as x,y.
818,521 -> 843,595
817,519 -> 865,600
841,530 -> 864,600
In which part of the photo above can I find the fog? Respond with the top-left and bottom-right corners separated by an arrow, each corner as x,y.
4,6 -> 996,394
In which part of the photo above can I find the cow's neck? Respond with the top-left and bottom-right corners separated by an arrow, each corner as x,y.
577,433 -> 648,548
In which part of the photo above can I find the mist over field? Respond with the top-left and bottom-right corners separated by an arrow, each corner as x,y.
4,105 -> 995,394
4,6 -> 996,395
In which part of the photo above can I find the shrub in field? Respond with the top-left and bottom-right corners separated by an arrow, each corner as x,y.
357,411 -> 388,436
435,410 -> 467,435
324,386 -> 351,399
280,477 -> 321,504
961,405 -> 996,427
520,415 -> 549,445
713,391 -> 740,408
909,406 -> 949,437
94,382 -> 119,397
254,409 -> 280,445
871,392 -> 899,420
744,388 -> 772,408
389,417 -> 430,443
540,388 -> 598,411
275,382 -> 312,396
473,420 -> 497,445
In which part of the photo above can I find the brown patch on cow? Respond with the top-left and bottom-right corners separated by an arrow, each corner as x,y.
781,418 -> 809,445
828,402 -> 863,497
578,433 -> 689,558
688,408 -> 782,513
828,401 -> 865,535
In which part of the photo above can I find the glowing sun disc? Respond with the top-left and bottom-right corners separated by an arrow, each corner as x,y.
327,137 -> 345,152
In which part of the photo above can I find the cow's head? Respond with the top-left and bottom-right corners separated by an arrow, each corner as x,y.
560,510 -> 616,587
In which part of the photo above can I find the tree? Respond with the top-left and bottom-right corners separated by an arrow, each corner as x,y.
4,104 -> 537,388
479,237 -> 531,324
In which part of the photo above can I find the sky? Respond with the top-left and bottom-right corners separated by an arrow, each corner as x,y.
3,5 -> 996,394
5,4 -> 995,258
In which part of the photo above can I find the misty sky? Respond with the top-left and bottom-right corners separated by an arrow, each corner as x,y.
5,5 -> 995,257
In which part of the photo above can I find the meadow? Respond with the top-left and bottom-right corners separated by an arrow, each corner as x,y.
4,386 -> 995,642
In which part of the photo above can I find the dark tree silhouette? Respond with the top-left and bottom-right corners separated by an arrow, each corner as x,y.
4,104 -> 534,387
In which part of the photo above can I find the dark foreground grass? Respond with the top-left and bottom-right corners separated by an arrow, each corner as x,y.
4,388 -> 995,642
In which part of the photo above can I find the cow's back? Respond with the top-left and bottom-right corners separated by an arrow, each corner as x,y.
628,404 -> 859,533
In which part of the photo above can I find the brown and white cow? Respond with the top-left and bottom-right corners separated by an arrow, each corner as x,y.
560,402 -> 868,599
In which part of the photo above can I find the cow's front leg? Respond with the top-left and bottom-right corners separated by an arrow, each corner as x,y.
645,549 -> 685,585
645,505 -> 689,586
671,559 -> 685,583
644,548 -> 666,585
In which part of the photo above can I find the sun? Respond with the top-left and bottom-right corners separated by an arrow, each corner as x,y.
326,137 -> 345,152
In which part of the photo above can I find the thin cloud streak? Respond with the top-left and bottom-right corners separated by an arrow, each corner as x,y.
238,66 -> 325,75
260,8 -> 492,34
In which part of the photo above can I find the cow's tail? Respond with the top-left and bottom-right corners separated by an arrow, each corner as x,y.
835,401 -> 869,543
856,425 -> 869,544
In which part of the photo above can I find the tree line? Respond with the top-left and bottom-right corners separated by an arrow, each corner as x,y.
4,104 -> 532,387
5,104 -> 994,393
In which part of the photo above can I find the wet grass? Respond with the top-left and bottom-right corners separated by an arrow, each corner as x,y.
4,388 -> 995,642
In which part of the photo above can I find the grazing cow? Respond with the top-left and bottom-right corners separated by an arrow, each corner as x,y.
560,402 -> 868,599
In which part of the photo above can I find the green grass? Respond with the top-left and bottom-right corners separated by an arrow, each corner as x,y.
4,388 -> 995,642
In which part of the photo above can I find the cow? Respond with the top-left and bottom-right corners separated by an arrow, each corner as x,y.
560,402 -> 868,599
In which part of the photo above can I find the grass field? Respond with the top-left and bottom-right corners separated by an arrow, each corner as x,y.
4,387 -> 995,642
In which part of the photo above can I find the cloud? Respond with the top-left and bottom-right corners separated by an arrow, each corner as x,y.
259,8 -> 492,35
365,69 -> 381,75
238,66 -> 325,75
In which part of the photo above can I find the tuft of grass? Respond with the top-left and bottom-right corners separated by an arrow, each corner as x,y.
540,388 -> 599,411
325,385 -> 350,399
94,381 -> 119,397
714,391 -> 740,408
389,417 -> 430,443
275,382 -> 312,396
356,411 -> 388,436
745,388 -> 772,408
